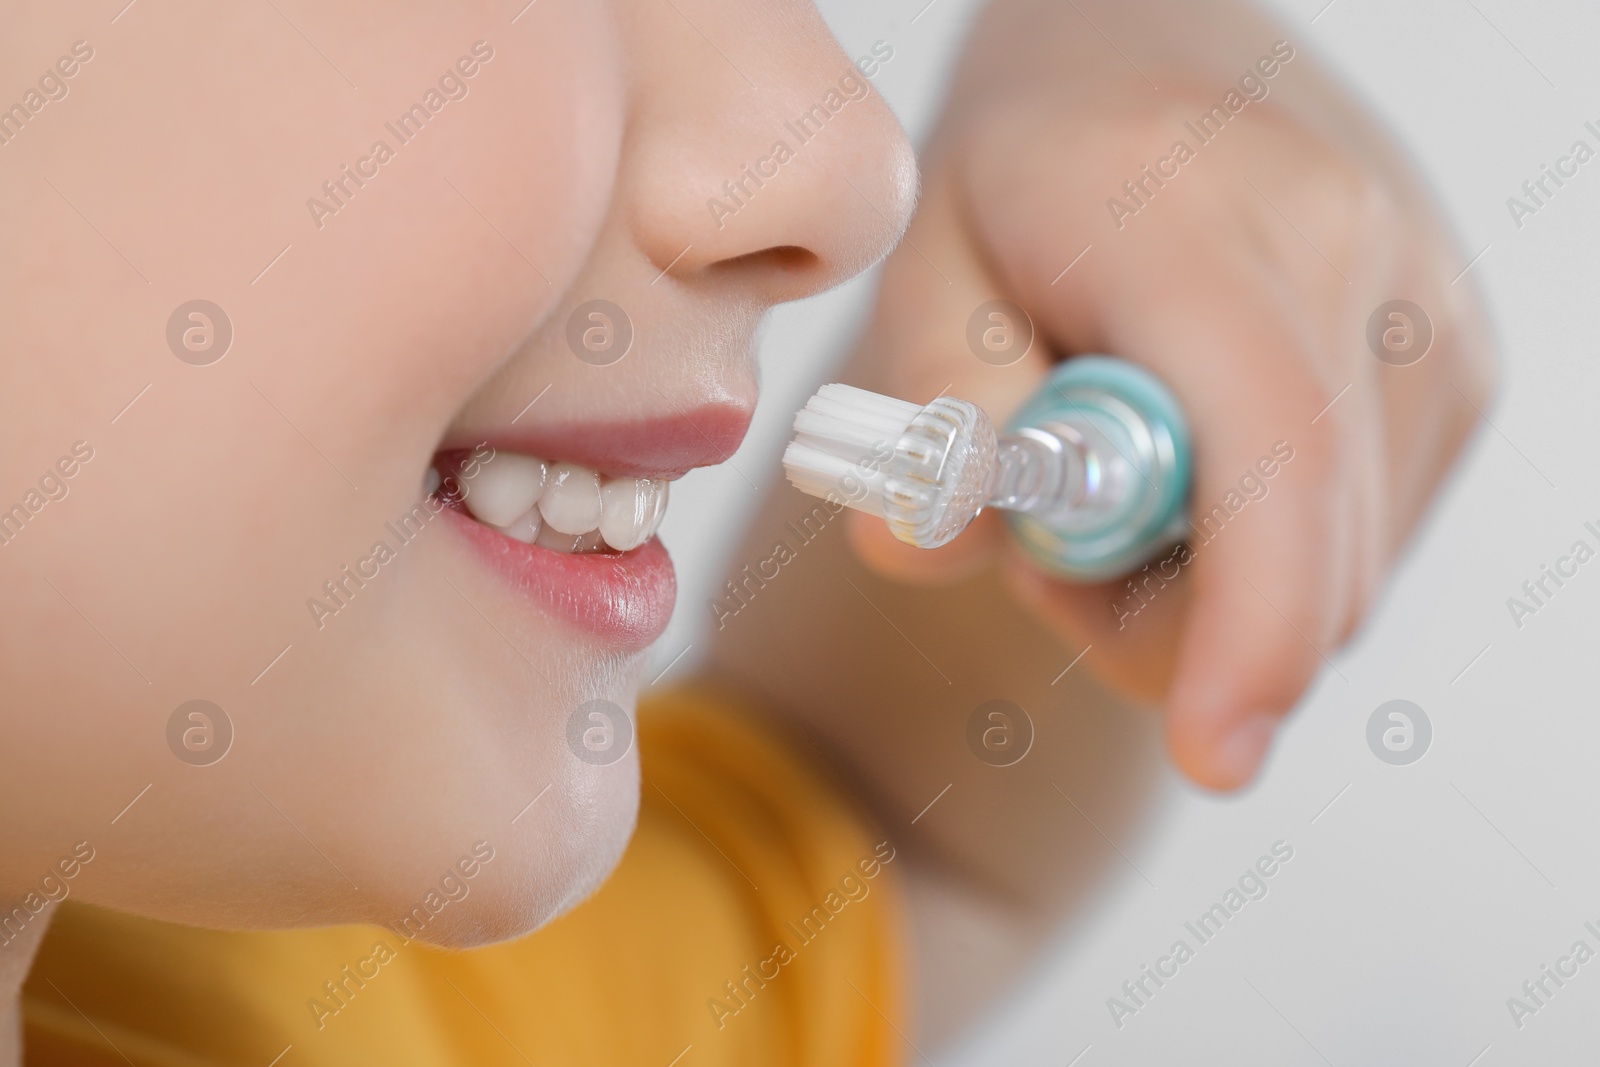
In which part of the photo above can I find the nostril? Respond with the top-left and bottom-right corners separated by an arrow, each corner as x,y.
711,245 -> 820,277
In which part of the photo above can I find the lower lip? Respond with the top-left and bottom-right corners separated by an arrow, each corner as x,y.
443,507 -> 676,650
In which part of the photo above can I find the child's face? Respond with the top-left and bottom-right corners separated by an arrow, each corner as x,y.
1,1 -> 912,943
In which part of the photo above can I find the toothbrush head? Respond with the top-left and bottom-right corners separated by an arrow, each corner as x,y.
784,384 -> 996,550
881,396 -> 996,549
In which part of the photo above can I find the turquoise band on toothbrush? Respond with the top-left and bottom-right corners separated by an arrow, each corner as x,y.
1003,356 -> 1193,582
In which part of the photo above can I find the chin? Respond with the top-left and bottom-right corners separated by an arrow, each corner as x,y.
385,751 -> 641,951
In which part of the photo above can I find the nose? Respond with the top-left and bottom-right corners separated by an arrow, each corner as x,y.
620,0 -> 917,304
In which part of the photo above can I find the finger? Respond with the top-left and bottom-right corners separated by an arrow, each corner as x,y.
997,544 -> 1190,703
847,508 -> 1007,588
1007,252 -> 1348,790
1157,302 -> 1346,792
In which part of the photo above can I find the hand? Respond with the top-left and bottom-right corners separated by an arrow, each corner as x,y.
845,4 -> 1494,791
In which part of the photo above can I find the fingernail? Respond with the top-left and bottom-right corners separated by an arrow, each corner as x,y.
1209,713 -> 1277,788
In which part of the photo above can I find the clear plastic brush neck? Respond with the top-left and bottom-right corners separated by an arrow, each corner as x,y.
990,419 -> 1133,523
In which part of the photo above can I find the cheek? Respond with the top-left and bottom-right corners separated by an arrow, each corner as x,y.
0,2 -> 632,930
269,3 -> 626,453
348,5 -> 626,428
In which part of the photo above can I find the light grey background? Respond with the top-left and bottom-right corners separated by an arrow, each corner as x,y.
648,1 -> 1600,1062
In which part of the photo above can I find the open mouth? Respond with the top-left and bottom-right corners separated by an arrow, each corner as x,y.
429,449 -> 670,554
425,405 -> 750,652
429,447 -> 677,651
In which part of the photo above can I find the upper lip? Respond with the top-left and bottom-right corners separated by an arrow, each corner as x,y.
437,403 -> 754,481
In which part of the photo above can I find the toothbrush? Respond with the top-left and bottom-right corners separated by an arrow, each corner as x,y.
783,356 -> 1192,582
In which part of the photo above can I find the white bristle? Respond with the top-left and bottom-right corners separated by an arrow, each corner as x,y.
783,384 -> 921,518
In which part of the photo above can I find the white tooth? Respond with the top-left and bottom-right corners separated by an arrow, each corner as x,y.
535,523 -> 584,554
642,479 -> 669,541
464,453 -> 547,528
599,477 -> 658,552
538,463 -> 602,535
494,506 -> 543,544
424,466 -> 442,496
573,530 -> 605,553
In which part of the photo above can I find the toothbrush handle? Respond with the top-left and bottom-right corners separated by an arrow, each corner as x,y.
1002,356 -> 1192,581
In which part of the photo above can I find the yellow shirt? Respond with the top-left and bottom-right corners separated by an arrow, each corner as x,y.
23,686 -> 905,1066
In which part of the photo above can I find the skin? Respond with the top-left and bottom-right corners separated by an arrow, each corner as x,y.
0,0 -> 912,1057
0,0 -> 1490,1058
